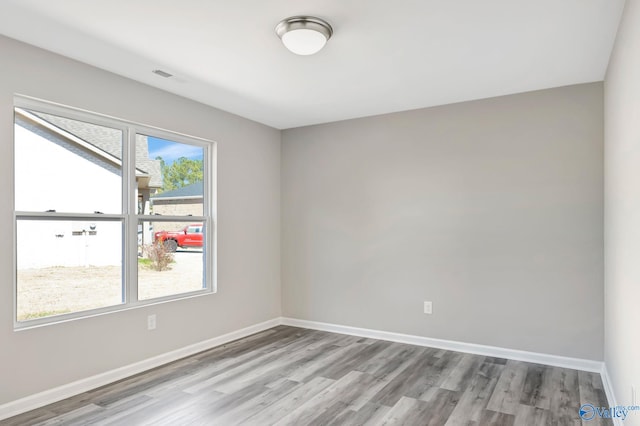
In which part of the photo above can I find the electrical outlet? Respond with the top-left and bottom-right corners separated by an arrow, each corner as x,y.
424,301 -> 432,315
147,314 -> 157,330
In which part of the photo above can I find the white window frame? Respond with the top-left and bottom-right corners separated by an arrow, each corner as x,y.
13,96 -> 217,330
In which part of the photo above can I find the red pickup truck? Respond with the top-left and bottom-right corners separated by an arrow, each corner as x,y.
154,224 -> 203,252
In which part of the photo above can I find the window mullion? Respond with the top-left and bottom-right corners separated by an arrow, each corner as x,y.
206,142 -> 216,292
15,212 -> 124,220
137,215 -> 207,222
125,126 -> 138,305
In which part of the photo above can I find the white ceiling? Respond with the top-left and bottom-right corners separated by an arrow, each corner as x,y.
0,0 -> 626,129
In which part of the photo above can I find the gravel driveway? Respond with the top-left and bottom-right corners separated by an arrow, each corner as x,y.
17,250 -> 205,321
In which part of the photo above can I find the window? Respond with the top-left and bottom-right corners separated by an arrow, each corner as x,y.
14,98 -> 215,327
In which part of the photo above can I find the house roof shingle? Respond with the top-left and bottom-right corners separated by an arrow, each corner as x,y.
151,181 -> 203,199
31,111 -> 163,188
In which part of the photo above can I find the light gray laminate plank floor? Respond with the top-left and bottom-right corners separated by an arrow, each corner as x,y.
2,326 -> 612,425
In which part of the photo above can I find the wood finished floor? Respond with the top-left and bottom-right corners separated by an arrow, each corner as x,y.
3,326 -> 611,426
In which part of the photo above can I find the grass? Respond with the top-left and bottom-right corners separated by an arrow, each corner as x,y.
138,256 -> 175,270
19,309 -> 72,321
138,257 -> 153,267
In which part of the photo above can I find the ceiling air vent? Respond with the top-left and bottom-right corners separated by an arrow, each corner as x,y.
152,69 -> 173,78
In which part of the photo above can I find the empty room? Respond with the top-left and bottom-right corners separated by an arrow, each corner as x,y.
0,0 -> 638,425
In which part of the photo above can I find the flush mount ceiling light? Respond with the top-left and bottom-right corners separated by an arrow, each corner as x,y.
275,16 -> 333,56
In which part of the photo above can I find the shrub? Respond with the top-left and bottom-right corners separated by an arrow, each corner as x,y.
144,240 -> 174,271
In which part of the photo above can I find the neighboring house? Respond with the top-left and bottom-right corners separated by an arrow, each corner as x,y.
150,181 -> 203,232
151,181 -> 203,216
14,108 -> 162,268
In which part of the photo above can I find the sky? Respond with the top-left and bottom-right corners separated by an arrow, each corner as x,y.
147,136 -> 203,165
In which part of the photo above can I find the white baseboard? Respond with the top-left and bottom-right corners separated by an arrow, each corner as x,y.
600,364 -> 623,426
281,317 -> 604,373
0,317 -> 281,421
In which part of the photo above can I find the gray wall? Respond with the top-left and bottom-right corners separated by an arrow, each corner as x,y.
0,35 -> 281,405
282,83 -> 604,360
604,0 -> 640,419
